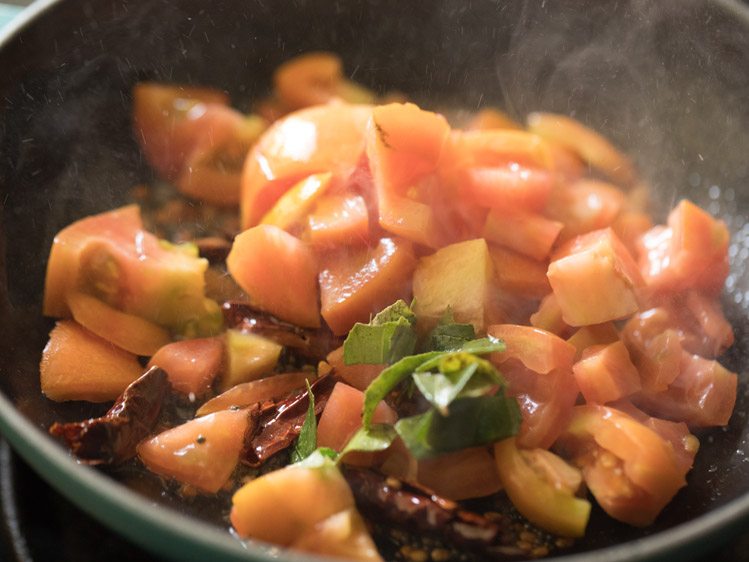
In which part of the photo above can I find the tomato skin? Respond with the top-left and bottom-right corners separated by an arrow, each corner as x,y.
488,324 -> 576,375
260,172 -> 333,233
497,359 -> 578,449
240,104 -> 372,229
557,405 -> 688,526
227,225 -> 321,328
495,438 -> 590,538
319,237 -> 416,335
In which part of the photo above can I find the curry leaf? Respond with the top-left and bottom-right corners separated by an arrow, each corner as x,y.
343,300 -> 417,365
340,424 -> 398,458
294,447 -> 339,468
394,394 -> 521,459
290,380 -> 317,463
362,351 -> 442,428
427,309 -> 476,351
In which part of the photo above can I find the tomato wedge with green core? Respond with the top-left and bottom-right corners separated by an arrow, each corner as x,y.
495,437 -> 591,538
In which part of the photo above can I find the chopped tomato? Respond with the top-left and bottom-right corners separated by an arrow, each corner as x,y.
633,352 -> 737,427
566,323 -> 620,360
446,129 -> 552,171
227,225 -> 320,328
319,237 -> 416,335
529,294 -> 573,338
488,324 -> 576,375
557,405 -> 688,526
460,165 -> 555,213
326,347 -> 384,391
67,292 -> 171,356
366,103 -> 451,246
483,208 -> 563,260
417,447 -> 503,501
260,172 -> 333,233
230,463 -> 356,547
317,382 -> 397,465
273,52 -> 375,110
241,104 -> 372,228
290,509 -> 383,562
572,341 -> 641,404
147,337 -> 223,397
132,83 -> 230,179
175,107 -> 267,206
489,245 -> 551,299
497,358 -> 578,449
637,200 -> 729,295
40,320 -> 143,402
548,228 -> 644,326
43,205 -> 216,332
413,239 -> 494,332
527,112 -> 636,186
137,408 -> 252,493
611,210 -> 653,257
545,179 -> 626,241
307,193 -> 370,248
495,438 -> 590,538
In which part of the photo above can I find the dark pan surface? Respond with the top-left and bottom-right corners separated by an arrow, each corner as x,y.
1,0 -> 749,560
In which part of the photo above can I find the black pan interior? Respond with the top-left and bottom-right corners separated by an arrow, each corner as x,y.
1,0 -> 749,559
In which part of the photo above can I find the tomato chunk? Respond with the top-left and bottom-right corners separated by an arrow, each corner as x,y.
413,239 -> 494,332
495,438 -> 590,538
557,405 -> 688,526
489,246 -> 551,299
241,104 -> 372,228
545,179 -> 626,241
40,320 -> 142,402
132,83 -> 229,179
138,408 -> 251,493
548,229 -> 644,326
326,347 -> 384,391
147,337 -> 223,397
633,352 -> 737,427
197,372 -> 314,416
317,382 -> 397,454
461,165 -> 555,213
416,447 -> 502,501
637,200 -> 729,295
319,237 -> 416,335
67,292 -> 171,356
227,225 -> 320,328
260,172 -> 333,232
488,324 -> 576,375
43,205 -> 217,333
573,341 -> 641,404
483,208 -> 563,261
307,193 -> 370,248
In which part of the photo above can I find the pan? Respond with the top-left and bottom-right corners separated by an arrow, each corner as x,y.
1,0 -> 749,560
